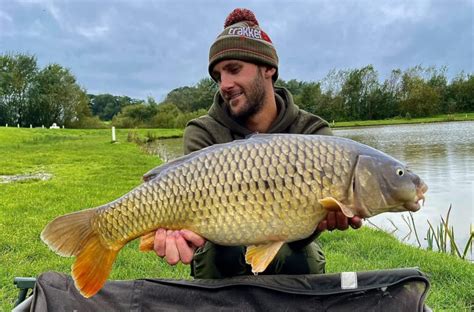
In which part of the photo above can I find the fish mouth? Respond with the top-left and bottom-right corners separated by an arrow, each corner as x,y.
404,201 -> 422,212
404,181 -> 428,212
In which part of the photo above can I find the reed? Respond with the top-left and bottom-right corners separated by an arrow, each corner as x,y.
425,205 -> 473,260
373,205 -> 473,261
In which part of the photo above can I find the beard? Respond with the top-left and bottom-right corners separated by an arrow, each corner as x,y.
222,70 -> 266,124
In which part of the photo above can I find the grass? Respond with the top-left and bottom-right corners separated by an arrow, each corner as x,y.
1,127 -> 473,311
330,112 -> 474,128
320,228 -> 474,311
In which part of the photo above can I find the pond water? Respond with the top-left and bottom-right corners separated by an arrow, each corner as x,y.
150,122 -> 473,258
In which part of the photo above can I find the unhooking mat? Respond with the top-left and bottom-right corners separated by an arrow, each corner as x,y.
25,268 -> 430,311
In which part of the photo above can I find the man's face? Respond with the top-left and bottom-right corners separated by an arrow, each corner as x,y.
212,60 -> 266,122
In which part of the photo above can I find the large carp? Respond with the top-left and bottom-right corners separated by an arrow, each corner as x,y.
41,134 -> 427,298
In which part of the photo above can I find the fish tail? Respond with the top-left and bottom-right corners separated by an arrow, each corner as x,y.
41,208 -> 120,298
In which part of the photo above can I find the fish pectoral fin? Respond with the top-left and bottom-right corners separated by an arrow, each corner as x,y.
319,197 -> 355,218
139,231 -> 156,252
245,241 -> 285,274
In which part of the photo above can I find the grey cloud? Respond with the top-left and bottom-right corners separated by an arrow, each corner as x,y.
2,0 -> 472,100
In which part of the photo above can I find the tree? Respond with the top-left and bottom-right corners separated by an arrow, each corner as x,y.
27,64 -> 90,127
319,91 -> 345,122
445,72 -> 474,113
320,69 -> 346,95
0,53 -> 38,125
151,103 -> 182,128
427,66 -> 448,114
276,79 -> 306,96
161,78 -> 217,113
193,78 -> 217,111
340,65 -> 379,120
112,102 -> 158,128
162,86 -> 197,113
89,94 -> 141,121
398,66 -> 442,117
318,69 -> 349,121
297,82 -> 322,114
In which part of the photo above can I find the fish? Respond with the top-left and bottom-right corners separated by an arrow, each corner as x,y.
41,133 -> 428,298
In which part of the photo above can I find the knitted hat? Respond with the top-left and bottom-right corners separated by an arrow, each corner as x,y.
209,8 -> 279,81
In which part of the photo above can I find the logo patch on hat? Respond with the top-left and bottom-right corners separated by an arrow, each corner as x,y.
228,27 -> 262,39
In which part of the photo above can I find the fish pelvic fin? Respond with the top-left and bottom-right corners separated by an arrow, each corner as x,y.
139,231 -> 156,252
245,241 -> 285,274
319,197 -> 355,218
41,208 -> 121,298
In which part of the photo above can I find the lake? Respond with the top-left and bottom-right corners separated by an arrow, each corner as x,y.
149,122 -> 473,257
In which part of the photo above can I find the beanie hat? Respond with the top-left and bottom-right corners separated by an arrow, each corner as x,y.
209,8 -> 279,81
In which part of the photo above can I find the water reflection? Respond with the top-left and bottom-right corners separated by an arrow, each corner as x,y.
152,122 -> 474,258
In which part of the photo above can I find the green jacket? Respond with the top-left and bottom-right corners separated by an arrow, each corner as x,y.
184,87 -> 332,278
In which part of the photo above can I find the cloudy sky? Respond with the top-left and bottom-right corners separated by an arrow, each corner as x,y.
1,0 -> 472,101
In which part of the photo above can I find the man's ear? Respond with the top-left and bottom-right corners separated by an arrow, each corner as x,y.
263,67 -> 276,79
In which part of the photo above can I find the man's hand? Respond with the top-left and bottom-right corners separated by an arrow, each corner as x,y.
317,211 -> 363,232
154,229 -> 206,265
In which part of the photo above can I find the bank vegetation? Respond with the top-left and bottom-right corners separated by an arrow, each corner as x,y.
1,53 -> 473,129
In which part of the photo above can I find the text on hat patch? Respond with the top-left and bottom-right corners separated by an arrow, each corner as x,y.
228,27 -> 262,39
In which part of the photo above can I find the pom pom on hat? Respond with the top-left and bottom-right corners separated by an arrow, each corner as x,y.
209,8 -> 279,81
224,8 -> 259,27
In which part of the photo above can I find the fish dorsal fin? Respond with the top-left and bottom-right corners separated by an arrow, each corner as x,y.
245,241 -> 285,274
319,197 -> 355,218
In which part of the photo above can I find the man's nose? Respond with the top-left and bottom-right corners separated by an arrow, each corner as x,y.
219,73 -> 234,91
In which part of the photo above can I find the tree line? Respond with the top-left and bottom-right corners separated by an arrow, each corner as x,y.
278,65 -> 473,121
1,53 -> 473,129
109,78 -> 216,128
97,64 -> 474,127
0,54 -> 100,128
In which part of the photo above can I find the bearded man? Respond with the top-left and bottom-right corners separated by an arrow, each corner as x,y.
152,8 -> 362,278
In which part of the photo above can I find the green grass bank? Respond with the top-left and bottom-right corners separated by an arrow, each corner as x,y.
330,112 -> 474,128
0,127 -> 472,311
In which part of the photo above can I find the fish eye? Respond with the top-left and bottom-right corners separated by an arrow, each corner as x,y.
396,168 -> 405,176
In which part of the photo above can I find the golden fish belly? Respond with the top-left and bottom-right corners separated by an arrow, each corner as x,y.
93,134 -> 356,247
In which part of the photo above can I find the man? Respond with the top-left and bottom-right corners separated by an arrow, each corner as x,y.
153,8 -> 362,278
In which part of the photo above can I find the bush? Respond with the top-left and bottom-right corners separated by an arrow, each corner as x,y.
112,116 -> 143,128
174,109 -> 208,128
69,116 -> 107,129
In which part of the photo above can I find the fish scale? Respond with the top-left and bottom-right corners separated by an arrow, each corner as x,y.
41,133 -> 428,298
